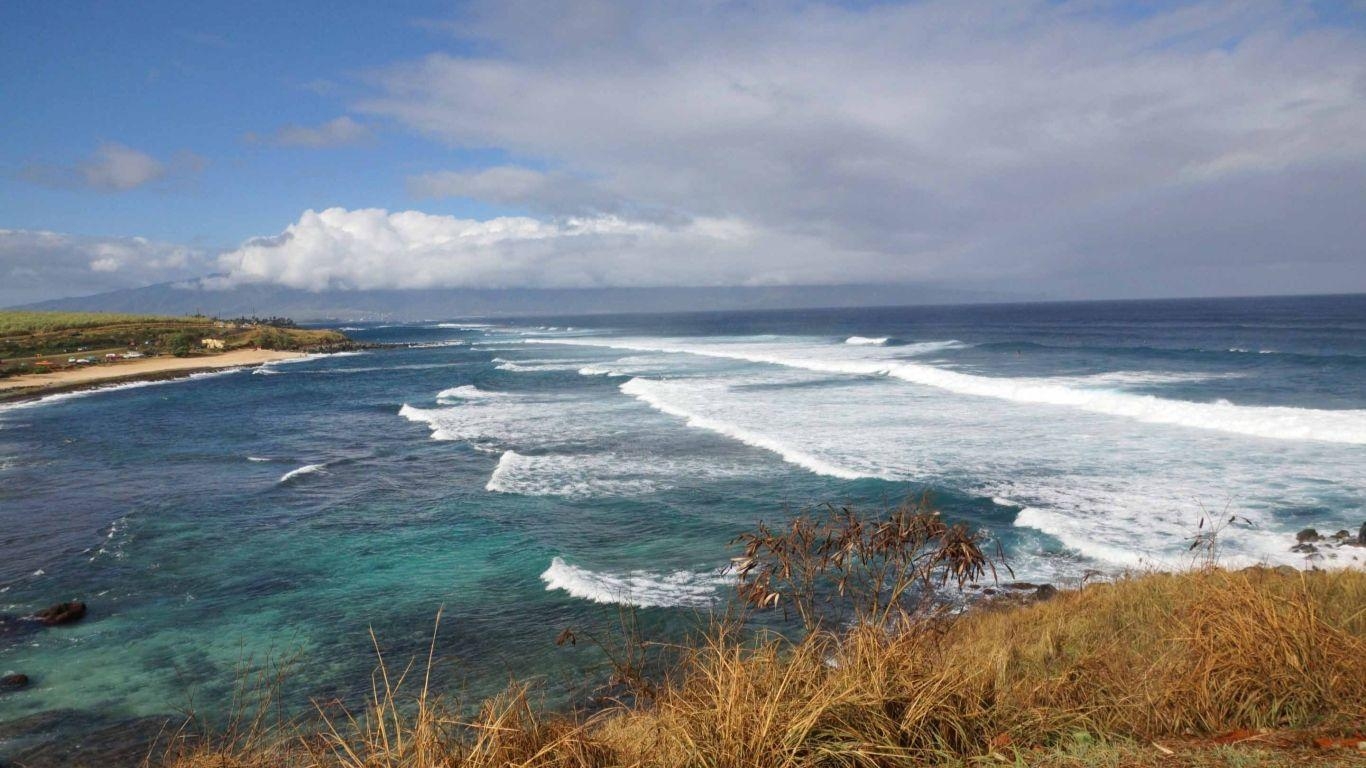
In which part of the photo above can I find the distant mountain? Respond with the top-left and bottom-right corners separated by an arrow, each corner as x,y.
16,280 -> 1026,321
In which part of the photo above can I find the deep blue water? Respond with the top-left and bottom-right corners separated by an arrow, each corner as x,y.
2,294 -> 1364,754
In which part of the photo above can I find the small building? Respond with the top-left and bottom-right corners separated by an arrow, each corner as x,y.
201,338 -> 225,350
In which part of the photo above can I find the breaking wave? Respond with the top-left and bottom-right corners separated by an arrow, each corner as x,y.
278,463 -> 326,483
435,385 -> 509,401
495,360 -> 583,372
485,450 -> 661,497
540,557 -> 729,608
620,378 -> 876,480
845,336 -> 889,346
544,338 -> 1366,444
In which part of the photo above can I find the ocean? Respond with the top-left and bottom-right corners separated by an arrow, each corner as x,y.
2,294 -> 1364,754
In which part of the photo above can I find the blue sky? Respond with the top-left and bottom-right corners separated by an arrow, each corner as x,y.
1,0 -> 524,247
2,1 -> 1365,305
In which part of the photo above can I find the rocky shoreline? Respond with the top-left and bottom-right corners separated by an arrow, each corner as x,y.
1291,524 -> 1366,562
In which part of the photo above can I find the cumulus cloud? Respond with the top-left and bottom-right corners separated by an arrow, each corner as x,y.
0,229 -> 213,306
352,0 -> 1366,298
247,116 -> 373,148
211,207 -> 894,291
20,142 -> 205,192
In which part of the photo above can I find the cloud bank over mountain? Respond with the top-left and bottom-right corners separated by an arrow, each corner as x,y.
354,0 -> 1366,297
211,207 -> 886,291
5,1 -> 1365,306
0,229 -> 212,306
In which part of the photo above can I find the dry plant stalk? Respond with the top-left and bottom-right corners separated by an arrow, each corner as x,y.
730,497 -> 999,629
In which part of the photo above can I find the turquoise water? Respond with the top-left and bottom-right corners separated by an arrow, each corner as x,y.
2,295 -> 1364,757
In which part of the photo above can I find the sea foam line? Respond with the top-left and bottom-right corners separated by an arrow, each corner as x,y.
541,556 -> 728,608
0,367 -> 247,416
543,339 -> 1366,444
620,378 -> 875,480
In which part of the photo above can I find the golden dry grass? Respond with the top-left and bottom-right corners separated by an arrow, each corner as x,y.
159,564 -> 1365,768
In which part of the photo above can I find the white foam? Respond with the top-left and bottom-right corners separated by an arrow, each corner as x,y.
278,463 -> 326,483
433,322 -> 494,329
845,336 -> 889,346
435,385 -> 508,401
541,337 -> 1366,444
252,352 -> 349,375
495,360 -> 583,372
407,340 -> 467,349
401,389 -> 635,450
485,450 -> 661,497
610,354 -> 1366,573
246,456 -> 273,462
620,378 -> 876,480
577,364 -> 620,376
484,448 -> 758,497
89,515 -> 130,562
540,557 -> 729,608
1050,371 -> 1241,387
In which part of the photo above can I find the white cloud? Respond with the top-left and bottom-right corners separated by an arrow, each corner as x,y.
80,143 -> 166,191
351,0 -> 1366,298
250,116 -> 373,148
20,142 -> 205,192
0,229 -> 213,306
212,207 -> 894,291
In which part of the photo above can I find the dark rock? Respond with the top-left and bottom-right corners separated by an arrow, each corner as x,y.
1004,581 -> 1038,591
1,672 -> 29,690
1359,522 -> 1366,546
1033,584 -> 1059,601
981,588 -> 997,596
1333,530 -> 1351,540
1291,542 -> 1318,554
1296,528 -> 1321,543
32,601 -> 86,626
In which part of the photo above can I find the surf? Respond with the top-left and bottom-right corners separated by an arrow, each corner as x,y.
542,337 -> 1366,444
540,556 -> 728,608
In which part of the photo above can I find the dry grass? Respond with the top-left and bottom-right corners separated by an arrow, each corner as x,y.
159,509 -> 1366,768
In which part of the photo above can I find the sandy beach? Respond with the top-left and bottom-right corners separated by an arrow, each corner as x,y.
0,349 -> 306,398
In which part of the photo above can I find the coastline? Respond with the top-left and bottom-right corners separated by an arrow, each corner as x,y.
0,349 -> 307,404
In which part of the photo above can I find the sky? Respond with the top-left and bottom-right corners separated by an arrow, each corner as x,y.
2,0 -> 1365,307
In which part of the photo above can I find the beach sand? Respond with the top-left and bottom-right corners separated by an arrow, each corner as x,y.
0,349 -> 306,398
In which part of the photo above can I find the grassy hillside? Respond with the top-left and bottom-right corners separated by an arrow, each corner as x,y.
0,310 -> 349,376
159,506 -> 1366,768
0,310 -> 202,335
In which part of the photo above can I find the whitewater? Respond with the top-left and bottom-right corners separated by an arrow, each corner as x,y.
3,295 -> 1363,739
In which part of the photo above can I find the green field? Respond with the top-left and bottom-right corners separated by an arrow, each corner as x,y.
0,310 -> 202,336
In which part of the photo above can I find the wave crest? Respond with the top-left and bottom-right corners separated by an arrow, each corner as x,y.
620,378 -> 876,480
544,338 -> 1366,444
278,463 -> 326,483
540,557 -> 728,608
